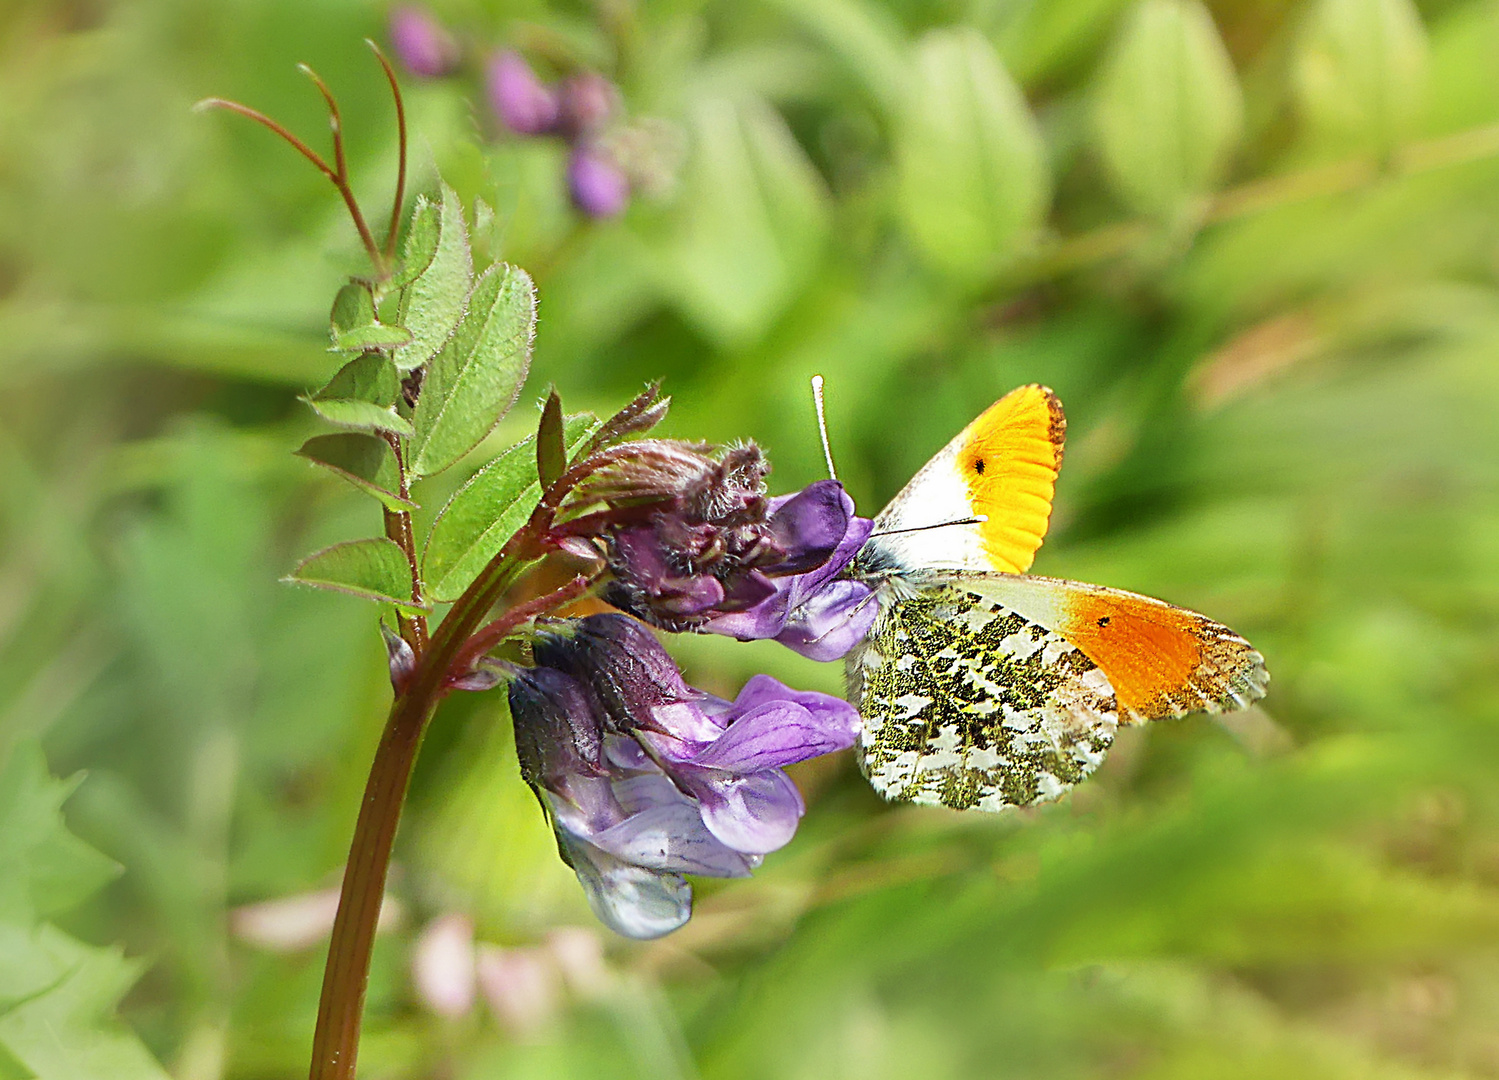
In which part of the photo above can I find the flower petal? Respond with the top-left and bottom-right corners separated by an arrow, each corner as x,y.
680,768 -> 805,854
589,791 -> 754,877
773,579 -> 879,662
556,830 -> 693,940
690,697 -> 858,774
765,479 -> 856,575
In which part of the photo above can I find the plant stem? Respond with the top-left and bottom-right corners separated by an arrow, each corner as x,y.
307,493 -> 582,1078
453,573 -> 596,674
366,40 -> 409,263
380,433 -> 426,653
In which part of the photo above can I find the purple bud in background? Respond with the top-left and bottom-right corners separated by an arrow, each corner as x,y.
488,51 -> 562,136
568,146 -> 631,218
388,6 -> 460,78
559,72 -> 619,137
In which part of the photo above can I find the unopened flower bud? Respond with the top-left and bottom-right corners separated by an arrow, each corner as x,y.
388,6 -> 460,78
567,146 -> 630,218
488,51 -> 561,136
559,72 -> 619,136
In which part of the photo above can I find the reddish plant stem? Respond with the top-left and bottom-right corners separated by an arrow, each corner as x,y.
453,573 -> 596,674
299,66 -> 388,277
308,486 -> 590,1078
379,433 -> 427,653
366,40 -> 409,263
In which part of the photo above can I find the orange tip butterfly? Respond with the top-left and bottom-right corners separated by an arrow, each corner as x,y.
842,384 -> 1269,812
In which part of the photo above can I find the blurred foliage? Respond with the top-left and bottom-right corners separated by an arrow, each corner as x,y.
5,0 -> 1499,1076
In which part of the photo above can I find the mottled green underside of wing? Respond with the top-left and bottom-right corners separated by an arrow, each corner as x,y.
850,584 -> 1120,812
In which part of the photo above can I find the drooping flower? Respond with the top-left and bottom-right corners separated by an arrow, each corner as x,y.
388,6 -> 460,79
487,51 -> 561,136
510,614 -> 859,938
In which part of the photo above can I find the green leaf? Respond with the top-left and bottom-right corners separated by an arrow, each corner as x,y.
0,743 -> 167,1079
313,351 -> 398,406
656,96 -> 831,348
332,323 -> 414,353
0,745 -> 118,927
389,196 -> 441,289
537,388 -> 565,490
295,433 -> 415,512
303,399 -> 414,437
895,29 -> 1050,282
1093,0 -> 1243,219
394,184 -> 473,373
423,415 -> 598,603
284,538 -> 427,615
1292,0 -> 1429,156
408,263 -> 536,478
330,281 -> 375,337
0,927 -> 168,1080
304,353 -> 412,436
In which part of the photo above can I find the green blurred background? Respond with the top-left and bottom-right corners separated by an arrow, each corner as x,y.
6,0 -> 1499,1076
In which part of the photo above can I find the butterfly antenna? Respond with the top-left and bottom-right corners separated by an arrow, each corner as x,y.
811,375 -> 838,480
869,516 -> 987,538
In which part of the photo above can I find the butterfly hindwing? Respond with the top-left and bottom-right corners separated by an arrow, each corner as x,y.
848,572 -> 1269,812
848,579 -> 1120,812
971,573 -> 1270,723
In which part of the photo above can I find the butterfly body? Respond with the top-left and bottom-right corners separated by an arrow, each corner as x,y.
847,386 -> 1268,811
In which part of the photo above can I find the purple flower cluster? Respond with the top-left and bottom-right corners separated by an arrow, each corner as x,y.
510,614 -> 860,938
386,9 -> 647,218
486,52 -> 630,218
578,439 -> 876,656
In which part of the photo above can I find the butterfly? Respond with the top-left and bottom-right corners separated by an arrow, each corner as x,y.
844,385 -> 1268,812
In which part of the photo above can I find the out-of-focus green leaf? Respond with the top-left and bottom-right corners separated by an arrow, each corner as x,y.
389,196 -> 441,290
408,263 -> 536,478
761,0 -> 912,115
0,745 -> 117,926
655,96 -> 830,348
284,538 -> 426,615
294,433 -> 414,512
895,29 -> 1050,282
0,744 -> 165,1079
1292,0 -> 1429,156
422,416 -> 598,603
537,388 -> 566,489
393,184 -> 473,373
304,353 -> 412,437
994,0 -> 1135,86
1093,0 -> 1242,219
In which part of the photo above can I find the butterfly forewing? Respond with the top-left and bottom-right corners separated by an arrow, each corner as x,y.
849,580 -> 1120,812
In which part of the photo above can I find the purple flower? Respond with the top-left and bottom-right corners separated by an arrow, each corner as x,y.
511,614 -> 859,938
568,145 -> 631,218
703,482 -> 878,661
559,73 -> 619,137
585,442 -> 865,634
388,6 -> 460,78
487,51 -> 561,136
